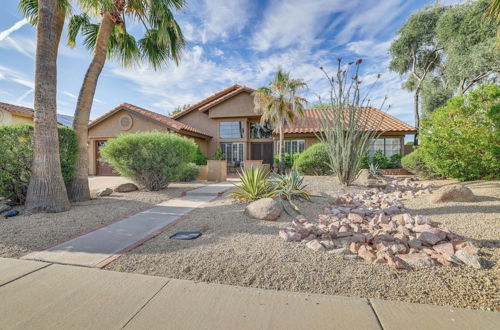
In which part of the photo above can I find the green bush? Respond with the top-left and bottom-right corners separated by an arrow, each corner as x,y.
372,150 -> 389,169
388,153 -> 402,169
174,163 -> 199,182
359,154 -> 370,169
0,124 -> 78,204
100,132 -> 197,190
419,83 -> 499,181
401,151 -> 436,178
192,147 -> 208,165
274,152 -> 299,169
294,143 -> 331,175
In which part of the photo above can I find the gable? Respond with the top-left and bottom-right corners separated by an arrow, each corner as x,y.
207,92 -> 259,119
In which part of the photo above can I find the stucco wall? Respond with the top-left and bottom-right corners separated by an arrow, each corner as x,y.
207,92 -> 258,119
0,110 -> 34,125
174,109 -> 216,156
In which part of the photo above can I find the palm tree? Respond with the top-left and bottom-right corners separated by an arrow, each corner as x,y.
486,0 -> 500,20
66,0 -> 186,202
253,69 -> 308,174
24,0 -> 70,213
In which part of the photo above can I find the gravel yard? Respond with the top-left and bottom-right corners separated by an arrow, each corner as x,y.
0,181 -> 205,258
107,176 -> 500,311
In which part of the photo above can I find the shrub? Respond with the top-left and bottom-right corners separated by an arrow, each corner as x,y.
388,153 -> 402,169
100,132 -> 197,190
419,83 -> 500,181
174,163 -> 199,182
294,143 -> 331,175
211,147 -> 224,160
0,124 -> 78,204
372,150 -> 389,169
401,151 -> 436,178
231,166 -> 276,201
274,152 -> 298,169
359,154 -> 370,169
192,147 -> 208,165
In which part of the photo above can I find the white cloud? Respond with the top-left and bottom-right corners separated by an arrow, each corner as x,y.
0,19 -> 27,41
0,65 -> 33,88
0,35 -> 35,58
346,39 -> 392,58
15,88 -> 33,104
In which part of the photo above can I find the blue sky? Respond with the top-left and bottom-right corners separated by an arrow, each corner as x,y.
0,0 -> 465,125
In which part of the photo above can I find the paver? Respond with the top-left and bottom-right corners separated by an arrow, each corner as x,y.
371,298 -> 500,330
0,257 -> 48,286
24,182 -> 232,267
0,264 -> 168,330
124,278 -> 381,330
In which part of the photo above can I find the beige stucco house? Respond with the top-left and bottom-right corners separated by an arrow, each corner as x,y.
0,102 -> 36,125
88,84 -> 416,175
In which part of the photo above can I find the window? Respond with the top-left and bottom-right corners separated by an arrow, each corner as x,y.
220,121 -> 244,138
249,122 -> 273,139
274,140 -> 305,155
220,142 -> 244,163
368,138 -> 401,157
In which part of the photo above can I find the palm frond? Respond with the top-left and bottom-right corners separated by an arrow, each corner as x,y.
67,14 -> 91,48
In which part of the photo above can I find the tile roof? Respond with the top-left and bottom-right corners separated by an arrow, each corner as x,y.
88,103 -> 212,138
0,102 -> 35,118
171,84 -> 254,119
281,107 -> 417,134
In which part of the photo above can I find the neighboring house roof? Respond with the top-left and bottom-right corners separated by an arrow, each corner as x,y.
88,103 -> 212,138
171,84 -> 254,119
0,102 -> 67,126
0,102 -> 35,118
282,108 -> 417,134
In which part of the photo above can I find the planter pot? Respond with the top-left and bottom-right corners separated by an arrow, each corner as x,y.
197,165 -> 208,181
207,160 -> 227,182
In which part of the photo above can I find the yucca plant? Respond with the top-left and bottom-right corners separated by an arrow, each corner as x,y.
368,162 -> 381,177
231,166 -> 276,202
272,171 -> 312,214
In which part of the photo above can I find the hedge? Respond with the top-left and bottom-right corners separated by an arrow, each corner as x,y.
0,124 -> 78,204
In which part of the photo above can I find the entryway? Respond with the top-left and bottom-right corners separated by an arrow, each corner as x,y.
250,142 -> 273,165
95,140 -> 117,176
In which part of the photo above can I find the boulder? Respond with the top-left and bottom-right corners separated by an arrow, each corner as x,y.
432,185 -> 476,203
455,250 -> 482,269
96,188 -> 113,197
398,253 -> 435,268
114,183 -> 139,193
0,204 -> 12,214
245,198 -> 282,220
357,169 -> 375,186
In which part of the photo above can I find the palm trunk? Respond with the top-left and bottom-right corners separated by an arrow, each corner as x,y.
25,0 -> 70,213
413,90 -> 420,146
278,124 -> 285,174
67,14 -> 115,202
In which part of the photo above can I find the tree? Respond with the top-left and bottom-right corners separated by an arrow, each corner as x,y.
253,69 -> 307,174
170,104 -> 190,115
420,75 -> 453,119
66,0 -> 186,201
389,5 -> 445,145
24,0 -> 70,213
436,0 -> 499,95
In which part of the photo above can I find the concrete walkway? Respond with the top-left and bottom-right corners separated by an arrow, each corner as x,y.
0,258 -> 498,330
23,182 -> 232,268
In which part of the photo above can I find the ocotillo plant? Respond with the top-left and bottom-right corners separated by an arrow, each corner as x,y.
316,58 -> 389,185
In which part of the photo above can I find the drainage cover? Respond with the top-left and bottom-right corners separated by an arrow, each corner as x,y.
169,232 -> 202,240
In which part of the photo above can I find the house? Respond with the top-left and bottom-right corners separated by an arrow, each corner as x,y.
88,84 -> 416,175
0,102 -> 72,127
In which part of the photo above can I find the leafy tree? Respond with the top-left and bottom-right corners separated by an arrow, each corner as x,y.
24,0 -> 71,213
420,75 -> 453,119
436,0 -> 499,95
419,83 -> 500,181
253,68 -> 308,174
389,5 -> 445,145
170,104 -> 191,115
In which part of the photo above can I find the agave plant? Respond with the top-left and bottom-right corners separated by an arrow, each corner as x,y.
231,166 -> 276,202
272,171 -> 312,214
368,162 -> 381,177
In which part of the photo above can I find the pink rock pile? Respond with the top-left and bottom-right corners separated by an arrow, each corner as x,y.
279,177 -> 482,270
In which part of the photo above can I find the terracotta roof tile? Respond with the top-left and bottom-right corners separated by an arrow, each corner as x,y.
281,108 -> 416,134
171,84 -> 246,119
0,102 -> 34,118
88,103 -> 211,138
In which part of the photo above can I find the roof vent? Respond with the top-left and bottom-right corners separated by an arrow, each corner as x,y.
119,114 -> 133,130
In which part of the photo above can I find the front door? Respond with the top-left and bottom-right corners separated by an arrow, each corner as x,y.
95,140 -> 117,176
250,142 -> 274,165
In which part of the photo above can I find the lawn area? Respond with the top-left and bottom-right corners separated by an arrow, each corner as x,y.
104,176 -> 500,312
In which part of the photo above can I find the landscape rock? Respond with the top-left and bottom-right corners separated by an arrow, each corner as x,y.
279,230 -> 301,242
357,169 -> 376,186
114,183 -> 139,193
0,204 -> 12,214
433,242 -> 454,255
328,247 -> 352,256
417,232 -> 442,246
245,198 -> 282,220
306,239 -> 325,252
455,250 -> 482,269
398,253 -> 435,268
432,184 -> 476,203
96,188 -> 113,197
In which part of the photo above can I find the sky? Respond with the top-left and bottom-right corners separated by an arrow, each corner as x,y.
0,0 -> 467,127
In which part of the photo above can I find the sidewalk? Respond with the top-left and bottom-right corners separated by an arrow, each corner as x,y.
0,258 -> 498,330
23,182 -> 233,268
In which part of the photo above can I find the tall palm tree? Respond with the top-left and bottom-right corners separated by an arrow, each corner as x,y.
253,69 -> 308,174
25,0 -> 70,213
66,0 -> 186,202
